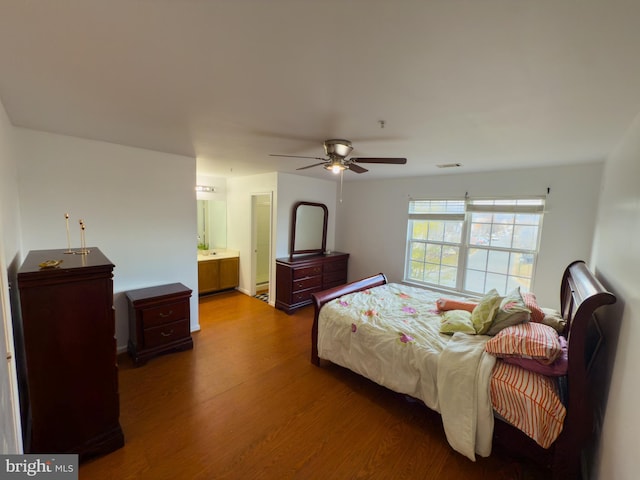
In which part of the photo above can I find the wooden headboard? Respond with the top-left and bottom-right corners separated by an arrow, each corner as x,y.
490,260 -> 616,478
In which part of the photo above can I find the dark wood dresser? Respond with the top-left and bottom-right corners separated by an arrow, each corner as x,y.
16,248 -> 124,460
275,252 -> 349,314
126,283 -> 193,366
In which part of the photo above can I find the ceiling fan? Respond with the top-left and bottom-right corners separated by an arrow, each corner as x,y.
269,139 -> 407,175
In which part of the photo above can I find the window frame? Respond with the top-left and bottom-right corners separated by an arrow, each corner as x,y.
404,196 -> 545,296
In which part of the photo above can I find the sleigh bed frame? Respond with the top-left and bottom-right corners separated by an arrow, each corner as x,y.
310,260 -> 615,479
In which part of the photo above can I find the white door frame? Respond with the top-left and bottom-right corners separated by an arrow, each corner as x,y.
0,237 -> 23,453
250,192 -> 273,300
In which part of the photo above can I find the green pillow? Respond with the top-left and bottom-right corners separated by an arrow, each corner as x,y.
440,310 -> 476,335
486,286 -> 531,335
471,289 -> 502,334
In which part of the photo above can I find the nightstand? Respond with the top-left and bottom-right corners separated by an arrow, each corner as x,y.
126,283 -> 193,366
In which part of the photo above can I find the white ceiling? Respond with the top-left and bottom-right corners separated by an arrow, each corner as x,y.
1,0 -> 640,181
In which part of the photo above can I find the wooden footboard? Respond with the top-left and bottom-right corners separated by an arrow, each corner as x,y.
310,273 -> 387,365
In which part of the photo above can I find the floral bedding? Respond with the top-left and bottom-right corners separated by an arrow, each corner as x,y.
318,283 -> 453,405
316,282 -> 565,456
317,283 -> 496,460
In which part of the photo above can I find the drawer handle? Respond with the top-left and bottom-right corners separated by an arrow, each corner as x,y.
160,329 -> 174,337
159,310 -> 174,318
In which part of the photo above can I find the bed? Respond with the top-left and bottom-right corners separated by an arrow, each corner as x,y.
310,260 -> 615,479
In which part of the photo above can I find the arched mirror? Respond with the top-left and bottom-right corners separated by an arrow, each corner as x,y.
290,201 -> 328,257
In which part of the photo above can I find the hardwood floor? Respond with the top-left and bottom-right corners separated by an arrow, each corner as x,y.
80,291 -> 548,480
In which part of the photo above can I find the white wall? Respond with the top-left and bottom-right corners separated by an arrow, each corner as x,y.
275,172 -> 338,258
227,172 -> 278,297
226,172 -> 338,300
0,113 -> 21,261
196,174 -> 227,200
335,163 -> 603,308
0,97 -> 23,453
591,113 -> 640,480
15,129 -> 199,350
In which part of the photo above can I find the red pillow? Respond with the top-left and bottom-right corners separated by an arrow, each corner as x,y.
522,292 -> 545,323
436,298 -> 478,313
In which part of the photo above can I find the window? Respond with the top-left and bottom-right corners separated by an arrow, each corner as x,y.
405,197 -> 544,295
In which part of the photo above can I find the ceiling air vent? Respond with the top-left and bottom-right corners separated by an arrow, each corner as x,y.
436,163 -> 462,169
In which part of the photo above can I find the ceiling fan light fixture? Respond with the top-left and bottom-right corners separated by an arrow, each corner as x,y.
324,162 -> 346,174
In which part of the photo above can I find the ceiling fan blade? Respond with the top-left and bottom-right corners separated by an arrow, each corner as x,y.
348,163 -> 368,174
296,162 -> 328,171
352,157 -> 407,164
270,154 -> 327,161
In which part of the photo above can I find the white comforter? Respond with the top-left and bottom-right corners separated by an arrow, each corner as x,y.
317,283 -> 496,461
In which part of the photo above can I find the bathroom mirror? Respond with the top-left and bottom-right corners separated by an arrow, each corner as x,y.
290,201 -> 328,257
197,199 -> 227,250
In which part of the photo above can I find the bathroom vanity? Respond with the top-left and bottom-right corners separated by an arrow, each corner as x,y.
197,250 -> 239,295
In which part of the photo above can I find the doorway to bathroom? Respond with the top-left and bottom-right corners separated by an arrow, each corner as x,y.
251,193 -> 272,302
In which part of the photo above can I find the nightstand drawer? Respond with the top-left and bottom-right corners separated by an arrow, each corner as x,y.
144,320 -> 191,349
292,275 -> 322,292
141,301 -> 188,328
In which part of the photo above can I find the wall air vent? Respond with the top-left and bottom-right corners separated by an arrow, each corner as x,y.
436,163 -> 462,168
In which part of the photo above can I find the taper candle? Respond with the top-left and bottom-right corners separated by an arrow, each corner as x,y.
78,219 -> 88,254
65,213 -> 72,253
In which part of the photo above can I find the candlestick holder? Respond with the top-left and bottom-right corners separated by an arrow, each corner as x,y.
76,219 -> 90,255
64,213 -> 75,254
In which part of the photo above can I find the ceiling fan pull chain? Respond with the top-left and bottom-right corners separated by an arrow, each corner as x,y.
339,170 -> 344,203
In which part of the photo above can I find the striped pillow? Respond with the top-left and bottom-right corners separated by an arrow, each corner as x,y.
491,360 -> 566,448
522,292 -> 545,323
485,322 -> 562,363
503,336 -> 568,376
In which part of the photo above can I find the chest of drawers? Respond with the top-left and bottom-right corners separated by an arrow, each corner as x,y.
16,248 -> 124,459
275,252 -> 349,314
126,283 -> 193,366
